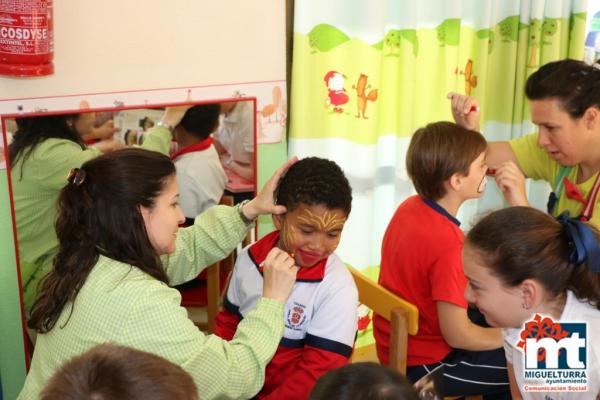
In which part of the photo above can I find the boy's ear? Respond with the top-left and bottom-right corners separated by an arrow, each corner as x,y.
583,106 -> 599,131
272,214 -> 283,230
447,172 -> 463,192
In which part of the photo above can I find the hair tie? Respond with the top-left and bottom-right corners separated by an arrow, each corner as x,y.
66,168 -> 87,186
556,211 -> 600,273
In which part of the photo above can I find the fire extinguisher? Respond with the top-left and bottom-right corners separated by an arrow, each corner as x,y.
0,0 -> 53,77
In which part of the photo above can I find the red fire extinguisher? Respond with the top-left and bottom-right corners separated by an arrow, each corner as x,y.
0,0 -> 54,77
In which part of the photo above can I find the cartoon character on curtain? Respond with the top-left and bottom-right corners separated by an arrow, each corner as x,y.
324,70 -> 349,113
353,74 -> 378,119
455,59 -> 478,96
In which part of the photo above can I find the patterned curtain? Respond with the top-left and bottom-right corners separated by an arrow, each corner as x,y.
289,0 -> 588,281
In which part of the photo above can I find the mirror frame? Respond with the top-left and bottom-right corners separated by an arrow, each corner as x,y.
0,80 -> 287,371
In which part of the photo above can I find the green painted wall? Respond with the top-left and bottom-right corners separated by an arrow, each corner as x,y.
257,140 -> 288,237
0,170 -> 27,400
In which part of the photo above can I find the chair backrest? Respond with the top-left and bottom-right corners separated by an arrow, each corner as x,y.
349,268 -> 483,400
347,266 -> 418,374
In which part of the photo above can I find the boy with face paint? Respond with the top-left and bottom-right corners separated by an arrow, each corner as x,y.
373,122 -> 511,399
215,157 -> 357,400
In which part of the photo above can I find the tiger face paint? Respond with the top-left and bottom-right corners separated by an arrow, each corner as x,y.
274,203 -> 347,268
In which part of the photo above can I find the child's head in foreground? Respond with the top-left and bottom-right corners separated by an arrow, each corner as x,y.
274,156 -> 352,268
406,121 -> 487,202
309,362 -> 419,400
40,343 -> 198,400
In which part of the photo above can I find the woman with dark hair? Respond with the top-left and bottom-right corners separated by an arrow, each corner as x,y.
18,148 -> 299,400
9,109 -> 180,313
463,207 -> 600,399
448,59 -> 600,226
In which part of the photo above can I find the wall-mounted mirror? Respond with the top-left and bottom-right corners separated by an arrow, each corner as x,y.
1,98 -> 256,361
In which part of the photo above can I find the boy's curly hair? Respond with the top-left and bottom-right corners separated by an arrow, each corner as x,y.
276,157 -> 352,215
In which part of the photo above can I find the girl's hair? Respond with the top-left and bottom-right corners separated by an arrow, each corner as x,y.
525,58 -> 600,119
309,362 -> 419,400
466,207 -> 600,310
40,344 -> 198,400
28,148 -> 176,333
9,114 -> 85,169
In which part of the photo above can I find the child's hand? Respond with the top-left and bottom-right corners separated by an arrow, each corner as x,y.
447,92 -> 481,132
494,161 -> 529,207
241,157 -> 298,220
261,247 -> 299,304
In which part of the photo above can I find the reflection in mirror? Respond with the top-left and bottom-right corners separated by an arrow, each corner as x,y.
2,99 -> 256,351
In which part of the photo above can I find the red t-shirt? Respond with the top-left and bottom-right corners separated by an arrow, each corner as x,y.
373,195 -> 468,366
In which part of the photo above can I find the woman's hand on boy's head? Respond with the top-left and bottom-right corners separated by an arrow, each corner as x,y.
243,157 -> 299,220
447,92 -> 481,132
494,161 -> 529,207
161,105 -> 193,128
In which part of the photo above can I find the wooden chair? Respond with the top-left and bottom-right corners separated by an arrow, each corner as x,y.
348,267 -> 482,400
205,198 -> 252,332
348,266 -> 418,374
182,195 -> 252,333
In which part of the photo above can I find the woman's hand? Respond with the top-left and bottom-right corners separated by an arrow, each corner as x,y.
261,247 -> 299,304
494,161 -> 529,206
160,105 -> 193,129
447,92 -> 481,132
241,157 -> 298,220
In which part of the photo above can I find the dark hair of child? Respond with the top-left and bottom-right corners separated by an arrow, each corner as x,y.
276,156 -> 352,216
178,104 -> 221,140
308,362 -> 419,400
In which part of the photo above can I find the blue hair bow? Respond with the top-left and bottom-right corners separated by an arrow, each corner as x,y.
556,212 -> 600,273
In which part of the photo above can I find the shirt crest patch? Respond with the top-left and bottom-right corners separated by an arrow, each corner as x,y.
286,302 -> 307,331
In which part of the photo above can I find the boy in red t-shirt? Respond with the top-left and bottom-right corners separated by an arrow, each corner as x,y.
373,122 -> 509,398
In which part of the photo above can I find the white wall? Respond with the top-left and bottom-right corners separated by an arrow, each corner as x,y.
0,0 -> 286,97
